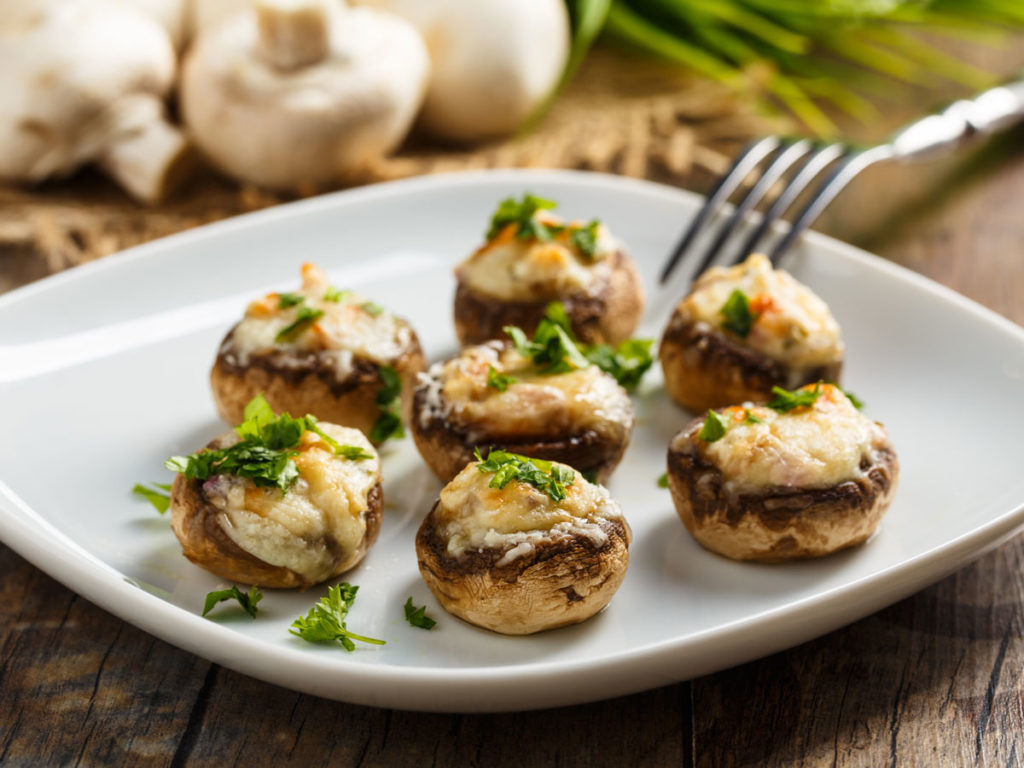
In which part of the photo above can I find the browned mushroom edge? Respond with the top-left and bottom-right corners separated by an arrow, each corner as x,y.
415,499 -> 631,635
211,324 -> 426,438
454,250 -> 644,346
666,415 -> 898,562
170,475 -> 383,590
410,379 -> 632,484
659,311 -> 842,413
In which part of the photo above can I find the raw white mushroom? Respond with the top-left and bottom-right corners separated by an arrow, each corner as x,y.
180,0 -> 429,192
118,0 -> 188,49
355,0 -> 570,143
0,0 -> 193,203
185,0 -> 253,40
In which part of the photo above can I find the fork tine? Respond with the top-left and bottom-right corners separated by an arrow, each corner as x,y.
658,136 -> 781,285
735,143 -> 847,263
768,144 -> 895,264
693,139 -> 815,276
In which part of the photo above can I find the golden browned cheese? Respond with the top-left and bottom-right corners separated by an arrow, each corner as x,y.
419,343 -> 633,443
436,461 -> 624,563
673,384 -> 879,493
679,253 -> 843,371
202,423 -> 379,583
456,215 -> 617,301
224,262 -> 414,378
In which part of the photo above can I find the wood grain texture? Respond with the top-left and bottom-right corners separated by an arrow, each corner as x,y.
4,76 -> 1024,768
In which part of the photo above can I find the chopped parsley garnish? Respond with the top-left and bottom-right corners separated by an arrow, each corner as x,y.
360,301 -> 383,316
277,292 -> 305,308
698,409 -> 730,442
132,482 -> 172,514
486,193 -> 559,241
323,286 -> 352,303
766,383 -> 822,413
719,289 -> 758,338
744,409 -> 763,424
289,583 -> 385,651
335,444 -> 374,460
503,302 -> 653,388
584,339 -> 654,390
203,585 -> 263,619
165,394 -> 369,493
370,365 -> 404,443
403,597 -> 437,630
486,365 -> 516,392
275,306 -> 324,343
657,472 -> 669,488
474,447 -> 574,503
569,220 -> 601,259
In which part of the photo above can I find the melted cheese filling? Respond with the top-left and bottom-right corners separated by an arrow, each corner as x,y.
203,423 -> 380,582
680,253 -> 842,370
677,384 -> 878,492
456,217 -> 617,301
421,343 -> 633,443
223,263 -> 412,375
436,462 -> 623,562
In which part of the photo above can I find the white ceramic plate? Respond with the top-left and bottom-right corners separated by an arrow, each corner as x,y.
2,170 -> 1024,713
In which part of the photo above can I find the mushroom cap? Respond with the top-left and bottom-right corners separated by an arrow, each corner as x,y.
666,398 -> 899,561
0,0 -> 176,180
416,463 -> 631,634
169,426 -> 384,588
211,327 -> 426,440
180,4 -> 429,190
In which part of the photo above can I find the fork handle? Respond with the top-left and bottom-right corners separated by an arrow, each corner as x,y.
891,79 -> 1024,160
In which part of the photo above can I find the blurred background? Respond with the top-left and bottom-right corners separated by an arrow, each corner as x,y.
3,0 -> 1024,291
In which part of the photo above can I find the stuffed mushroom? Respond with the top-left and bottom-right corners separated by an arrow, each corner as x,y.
411,337 -> 635,484
167,398 -> 383,588
666,383 -> 898,562
454,194 -> 645,346
416,453 -> 632,635
659,253 -> 843,413
211,263 -> 425,442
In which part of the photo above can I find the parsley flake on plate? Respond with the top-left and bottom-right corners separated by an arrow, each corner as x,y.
290,583 -> 385,651
474,447 -> 575,503
132,482 -> 172,514
657,472 -> 669,488
403,597 -> 437,630
203,585 -> 263,619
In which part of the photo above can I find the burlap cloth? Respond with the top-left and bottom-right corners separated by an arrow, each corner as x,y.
0,47 -> 781,277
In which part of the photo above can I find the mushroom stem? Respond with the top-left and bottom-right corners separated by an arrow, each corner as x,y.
255,0 -> 335,70
97,93 -> 195,203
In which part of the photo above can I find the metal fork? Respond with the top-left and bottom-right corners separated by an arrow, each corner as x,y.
659,78 -> 1024,286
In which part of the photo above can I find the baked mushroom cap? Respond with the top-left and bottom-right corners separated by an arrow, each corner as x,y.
210,263 -> 426,440
410,342 -> 634,483
416,459 -> 631,635
666,383 -> 898,562
659,253 -> 843,413
169,422 -> 383,588
453,210 -> 644,345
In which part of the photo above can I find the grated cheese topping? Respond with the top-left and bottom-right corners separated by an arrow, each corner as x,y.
679,253 -> 843,370
673,384 -> 880,493
436,461 -> 623,562
222,263 -> 413,375
419,342 -> 633,444
456,215 -> 618,301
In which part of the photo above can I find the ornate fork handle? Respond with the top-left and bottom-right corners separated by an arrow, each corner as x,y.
892,80 -> 1024,160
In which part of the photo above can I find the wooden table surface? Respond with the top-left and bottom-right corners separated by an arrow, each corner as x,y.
3,127 -> 1024,766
